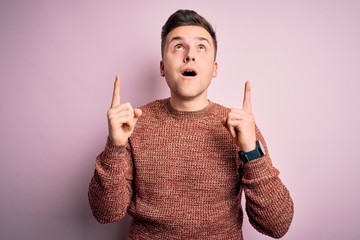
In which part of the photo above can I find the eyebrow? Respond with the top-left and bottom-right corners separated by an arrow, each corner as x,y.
169,36 -> 212,46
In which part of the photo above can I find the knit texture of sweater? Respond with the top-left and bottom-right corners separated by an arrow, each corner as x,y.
88,98 -> 294,239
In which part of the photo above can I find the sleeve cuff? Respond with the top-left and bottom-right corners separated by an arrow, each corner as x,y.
101,137 -> 130,160
241,156 -> 278,181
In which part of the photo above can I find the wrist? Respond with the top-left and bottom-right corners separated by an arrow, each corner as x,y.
240,142 -> 257,152
108,135 -> 128,146
238,140 -> 265,163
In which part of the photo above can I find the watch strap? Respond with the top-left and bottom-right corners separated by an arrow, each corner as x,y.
238,140 -> 265,162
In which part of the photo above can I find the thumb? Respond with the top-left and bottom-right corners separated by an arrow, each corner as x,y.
132,109 -> 142,128
221,117 -> 237,139
134,108 -> 142,119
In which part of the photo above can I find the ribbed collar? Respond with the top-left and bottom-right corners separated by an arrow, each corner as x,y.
163,98 -> 214,119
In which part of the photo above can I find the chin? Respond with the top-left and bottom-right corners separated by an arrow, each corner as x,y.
176,91 -> 205,100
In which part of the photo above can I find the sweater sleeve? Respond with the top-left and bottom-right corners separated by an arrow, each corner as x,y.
88,138 -> 134,223
240,127 -> 294,238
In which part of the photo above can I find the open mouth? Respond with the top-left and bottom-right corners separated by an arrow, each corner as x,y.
182,69 -> 197,77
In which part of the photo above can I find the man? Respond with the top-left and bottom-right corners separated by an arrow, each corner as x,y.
88,9 -> 294,239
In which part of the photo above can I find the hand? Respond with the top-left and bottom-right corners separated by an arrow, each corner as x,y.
222,81 -> 256,152
107,75 -> 142,146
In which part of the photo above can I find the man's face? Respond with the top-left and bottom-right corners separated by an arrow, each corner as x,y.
160,25 -> 218,102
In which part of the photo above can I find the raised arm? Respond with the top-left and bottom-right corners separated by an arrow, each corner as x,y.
222,81 -> 294,237
88,75 -> 141,223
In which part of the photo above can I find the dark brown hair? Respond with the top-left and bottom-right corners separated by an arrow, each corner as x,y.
161,9 -> 217,59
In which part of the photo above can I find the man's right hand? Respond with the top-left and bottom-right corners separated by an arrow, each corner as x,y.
107,75 -> 142,146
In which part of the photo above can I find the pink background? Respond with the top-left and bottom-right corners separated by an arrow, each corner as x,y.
1,1 -> 359,239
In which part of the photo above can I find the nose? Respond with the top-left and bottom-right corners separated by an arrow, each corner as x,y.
184,56 -> 195,63
184,50 -> 195,63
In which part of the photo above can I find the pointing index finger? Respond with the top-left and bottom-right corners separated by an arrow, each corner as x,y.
111,75 -> 121,107
242,80 -> 252,112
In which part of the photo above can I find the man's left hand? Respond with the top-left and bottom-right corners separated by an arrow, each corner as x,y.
222,81 -> 257,152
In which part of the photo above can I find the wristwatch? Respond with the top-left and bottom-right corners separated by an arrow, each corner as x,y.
238,140 -> 265,162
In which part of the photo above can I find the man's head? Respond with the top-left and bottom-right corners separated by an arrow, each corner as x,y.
159,10 -> 218,109
161,9 -> 217,59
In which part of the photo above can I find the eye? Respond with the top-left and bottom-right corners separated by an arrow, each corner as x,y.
175,44 -> 184,51
198,45 -> 206,51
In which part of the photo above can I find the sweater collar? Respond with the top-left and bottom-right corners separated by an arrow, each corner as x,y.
164,98 -> 214,119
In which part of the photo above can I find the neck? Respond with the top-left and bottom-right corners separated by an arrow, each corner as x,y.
169,94 -> 209,112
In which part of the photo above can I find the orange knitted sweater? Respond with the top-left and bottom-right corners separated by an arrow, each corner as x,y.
88,98 -> 293,239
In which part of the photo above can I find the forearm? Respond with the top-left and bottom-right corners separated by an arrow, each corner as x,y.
242,157 -> 294,238
240,128 -> 294,238
88,139 -> 133,223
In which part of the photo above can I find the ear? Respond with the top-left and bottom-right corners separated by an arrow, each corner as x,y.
212,61 -> 218,77
160,60 -> 165,77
